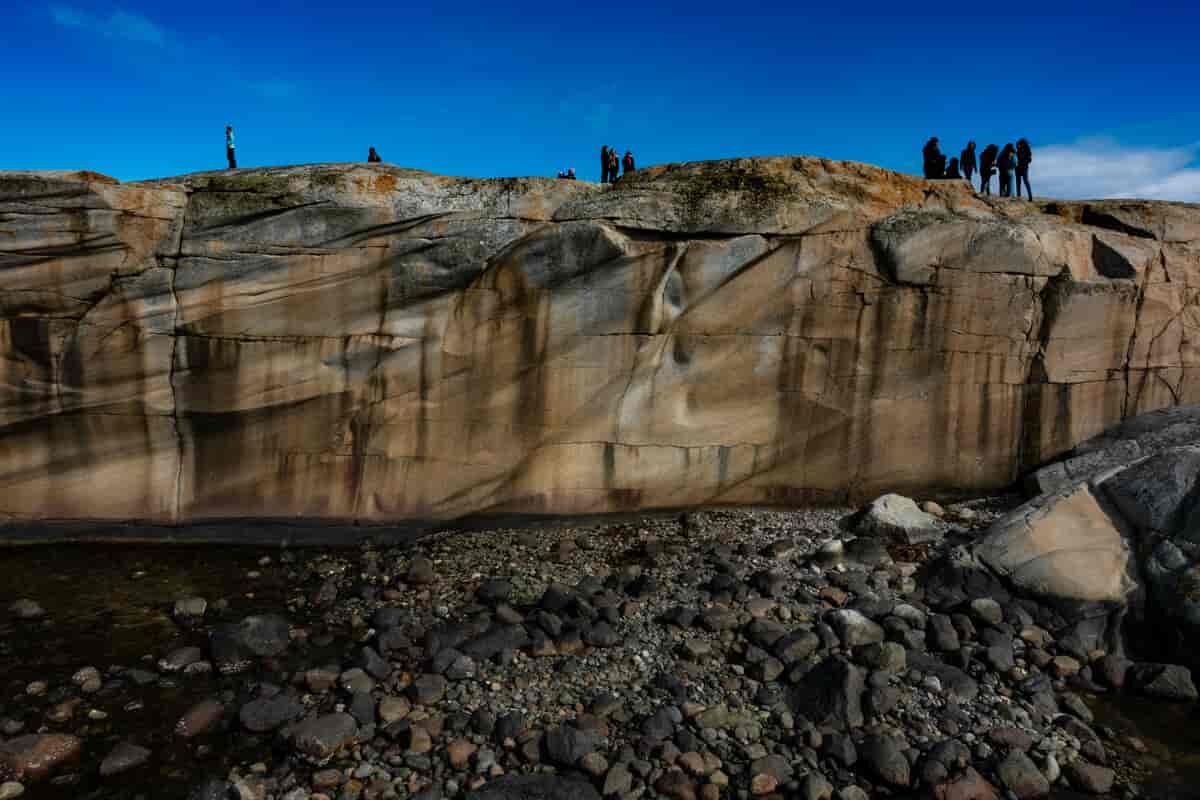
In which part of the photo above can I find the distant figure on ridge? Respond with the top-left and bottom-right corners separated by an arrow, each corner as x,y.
368,147 -> 382,163
623,150 -> 635,176
960,141 -> 977,186
1016,138 -> 1033,199
608,148 -> 620,183
944,157 -> 962,180
979,143 -> 999,195
225,125 -> 237,169
922,137 -> 944,179
600,145 -> 610,182
998,143 -> 1016,197
566,167 -> 577,180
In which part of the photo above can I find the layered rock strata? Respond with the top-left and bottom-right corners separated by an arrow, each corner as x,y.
2,159 -> 1199,533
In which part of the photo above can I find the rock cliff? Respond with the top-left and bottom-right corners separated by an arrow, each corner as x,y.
3,158 -> 1199,535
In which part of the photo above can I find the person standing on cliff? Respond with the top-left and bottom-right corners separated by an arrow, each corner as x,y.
944,157 -> 962,179
225,126 -> 237,169
979,144 -> 998,194
367,147 -> 382,163
960,141 -> 977,187
1016,138 -> 1033,199
922,137 -> 944,179
998,143 -> 1016,197
623,150 -> 635,176
608,148 -> 620,183
600,145 -> 610,183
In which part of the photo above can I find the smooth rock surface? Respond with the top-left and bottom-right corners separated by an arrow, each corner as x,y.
2,162 -> 1199,533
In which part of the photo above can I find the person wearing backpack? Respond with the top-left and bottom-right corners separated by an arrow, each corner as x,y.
600,145 -> 610,183
979,144 -> 999,194
225,125 -> 237,169
960,142 -> 977,186
922,137 -> 944,179
623,150 -> 635,175
1016,139 -> 1033,199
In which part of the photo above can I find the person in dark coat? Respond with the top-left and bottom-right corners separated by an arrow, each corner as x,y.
922,137 -> 944,179
225,125 -> 237,169
623,150 -> 635,175
960,141 -> 977,186
1016,139 -> 1033,199
998,143 -> 1016,197
944,157 -> 962,180
566,167 -> 577,180
608,148 -> 620,183
979,144 -> 999,195
367,147 -> 382,163
600,145 -> 610,183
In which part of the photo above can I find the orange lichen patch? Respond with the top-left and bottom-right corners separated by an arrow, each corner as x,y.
372,174 -> 398,193
75,170 -> 119,185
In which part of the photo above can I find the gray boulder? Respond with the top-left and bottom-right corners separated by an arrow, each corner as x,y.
847,494 -> 943,544
465,775 -> 601,800
786,657 -> 865,730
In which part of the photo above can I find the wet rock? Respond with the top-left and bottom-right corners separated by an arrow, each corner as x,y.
1064,762 -> 1115,795
1127,663 -> 1199,700
0,735 -> 81,782
602,764 -> 634,796
825,609 -> 884,647
996,751 -> 1050,799
860,734 -> 910,787
210,615 -> 289,671
188,776 -> 234,800
99,742 -> 151,777
358,646 -> 391,681
477,578 -> 512,605
465,775 -> 601,800
0,782 -> 23,800
379,696 -> 411,724
908,654 -> 979,702
8,600 -> 44,620
543,725 -> 598,766
787,658 -> 865,730
289,713 -> 358,765
175,700 -> 225,738
932,767 -> 1000,800
799,772 -> 833,800
160,646 -> 204,673
174,597 -> 208,620
1097,654 -> 1131,688
240,693 -> 305,733
406,557 -> 436,585
410,674 -> 448,705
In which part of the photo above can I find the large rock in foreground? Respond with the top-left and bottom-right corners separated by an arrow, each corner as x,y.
2,160 -> 1200,536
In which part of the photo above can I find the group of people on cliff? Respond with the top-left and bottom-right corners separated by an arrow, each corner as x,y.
923,137 -> 1033,198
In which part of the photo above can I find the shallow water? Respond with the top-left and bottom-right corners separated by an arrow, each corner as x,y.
0,544 -> 295,799
1087,692 -> 1200,800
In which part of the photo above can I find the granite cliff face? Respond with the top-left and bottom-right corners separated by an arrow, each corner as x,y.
2,158 -> 1199,535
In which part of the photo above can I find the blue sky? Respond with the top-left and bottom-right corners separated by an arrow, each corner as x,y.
3,1 -> 1199,200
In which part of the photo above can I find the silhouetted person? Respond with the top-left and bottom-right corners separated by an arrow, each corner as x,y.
944,157 -> 961,179
225,125 -> 237,169
1016,138 -> 1033,199
979,144 -> 999,194
623,150 -> 635,175
566,167 -> 577,180
600,145 -> 610,182
961,141 -> 977,185
998,143 -> 1016,197
608,148 -> 620,183
922,137 -> 944,179
368,147 -> 382,163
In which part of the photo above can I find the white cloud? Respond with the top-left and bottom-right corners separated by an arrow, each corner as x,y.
1034,138 -> 1200,202
49,5 -> 166,46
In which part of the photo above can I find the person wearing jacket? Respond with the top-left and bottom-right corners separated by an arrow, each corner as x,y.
367,147 -> 382,163
960,142 -> 977,186
600,145 -> 610,183
944,157 -> 962,180
608,148 -> 620,183
225,125 -> 237,169
979,144 -> 999,195
1016,139 -> 1033,199
623,150 -> 635,175
998,143 -> 1017,197
922,137 -> 944,179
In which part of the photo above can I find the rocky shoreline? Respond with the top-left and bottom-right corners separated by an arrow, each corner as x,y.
2,493 -> 1195,800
